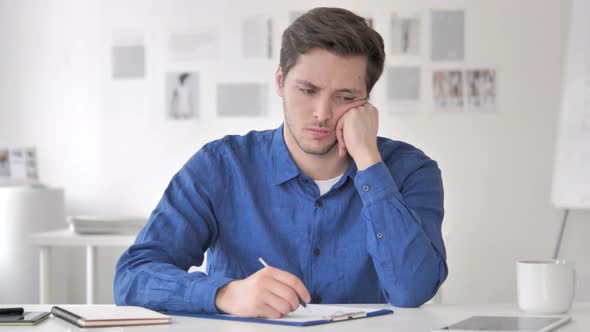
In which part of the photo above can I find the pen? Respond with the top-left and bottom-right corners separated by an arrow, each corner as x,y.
0,307 -> 24,315
258,257 -> 312,313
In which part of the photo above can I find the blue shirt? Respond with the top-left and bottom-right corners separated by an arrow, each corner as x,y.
114,125 -> 447,313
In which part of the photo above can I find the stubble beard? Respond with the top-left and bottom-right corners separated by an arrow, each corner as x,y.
285,118 -> 338,156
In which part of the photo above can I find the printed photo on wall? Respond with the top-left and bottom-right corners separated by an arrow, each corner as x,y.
112,44 -> 145,79
0,149 -> 9,177
433,70 -> 464,111
242,16 -> 273,59
216,83 -> 268,117
111,31 -> 146,79
168,30 -> 219,61
386,66 -> 421,112
364,16 -> 374,29
431,10 -> 464,61
0,147 -> 39,185
466,69 -> 496,112
390,14 -> 420,56
165,72 -> 199,120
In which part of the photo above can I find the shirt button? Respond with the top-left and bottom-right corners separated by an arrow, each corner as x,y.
313,248 -> 321,256
311,295 -> 322,304
376,232 -> 383,239
315,200 -> 323,208
362,185 -> 370,192
302,178 -> 308,183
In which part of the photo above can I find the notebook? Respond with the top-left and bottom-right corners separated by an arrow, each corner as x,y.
0,312 -> 50,326
51,305 -> 171,328
168,304 -> 393,326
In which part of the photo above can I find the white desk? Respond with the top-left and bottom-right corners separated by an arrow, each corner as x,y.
1,303 -> 587,332
29,229 -> 135,305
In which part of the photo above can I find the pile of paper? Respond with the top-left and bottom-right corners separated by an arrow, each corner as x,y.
68,216 -> 146,235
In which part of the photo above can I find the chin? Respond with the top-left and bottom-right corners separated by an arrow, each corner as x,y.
301,141 -> 337,156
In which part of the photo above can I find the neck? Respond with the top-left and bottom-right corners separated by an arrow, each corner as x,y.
283,126 -> 351,181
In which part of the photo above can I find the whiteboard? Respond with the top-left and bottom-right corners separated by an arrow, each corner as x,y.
551,0 -> 590,209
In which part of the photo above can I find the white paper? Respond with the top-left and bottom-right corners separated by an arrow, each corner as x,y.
551,0 -> 590,208
245,304 -> 374,323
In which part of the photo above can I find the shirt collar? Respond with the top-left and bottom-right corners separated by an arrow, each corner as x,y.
271,124 -> 359,185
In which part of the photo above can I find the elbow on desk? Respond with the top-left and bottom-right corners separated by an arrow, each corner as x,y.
112,254 -> 138,306
385,267 -> 448,307
385,285 -> 439,308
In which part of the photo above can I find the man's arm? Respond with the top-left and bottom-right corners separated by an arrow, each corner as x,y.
114,147 -> 233,314
354,159 -> 447,307
114,145 -> 310,316
336,103 -> 448,307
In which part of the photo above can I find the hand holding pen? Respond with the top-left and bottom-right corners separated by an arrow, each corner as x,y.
258,258 -> 311,313
214,258 -> 311,318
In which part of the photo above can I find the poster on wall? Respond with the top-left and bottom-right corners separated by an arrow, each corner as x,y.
466,69 -> 496,112
390,13 -> 421,56
217,83 -> 268,117
167,30 -> 219,61
431,10 -> 464,61
111,32 -> 146,79
242,16 -> 273,59
112,45 -> 145,79
432,70 -> 464,111
0,147 -> 39,186
364,16 -> 374,29
386,66 -> 421,112
165,72 -> 200,120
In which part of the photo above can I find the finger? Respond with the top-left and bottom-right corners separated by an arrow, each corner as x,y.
266,279 -> 300,311
262,291 -> 293,317
350,98 -> 368,109
258,303 -> 283,319
336,119 -> 346,157
267,267 -> 311,303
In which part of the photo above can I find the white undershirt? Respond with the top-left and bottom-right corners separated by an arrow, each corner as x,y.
314,174 -> 344,196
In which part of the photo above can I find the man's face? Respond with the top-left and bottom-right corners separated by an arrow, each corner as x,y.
276,48 -> 368,156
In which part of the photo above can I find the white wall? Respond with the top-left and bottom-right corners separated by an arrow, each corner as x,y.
1,0 -> 588,305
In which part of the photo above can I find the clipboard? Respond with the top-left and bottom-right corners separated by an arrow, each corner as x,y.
167,304 -> 393,327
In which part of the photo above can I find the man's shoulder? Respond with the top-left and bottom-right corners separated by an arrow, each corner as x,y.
200,128 -> 276,157
377,136 -> 437,168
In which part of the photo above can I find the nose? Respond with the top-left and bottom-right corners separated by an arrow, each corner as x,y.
313,96 -> 332,124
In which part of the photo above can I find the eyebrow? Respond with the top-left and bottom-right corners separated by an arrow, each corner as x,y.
294,79 -> 362,95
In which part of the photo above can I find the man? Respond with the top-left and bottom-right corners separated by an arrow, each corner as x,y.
114,7 -> 447,318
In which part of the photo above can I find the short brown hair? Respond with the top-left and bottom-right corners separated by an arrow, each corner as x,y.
280,7 -> 385,95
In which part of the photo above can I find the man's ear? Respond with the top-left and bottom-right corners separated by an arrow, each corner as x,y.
275,65 -> 284,97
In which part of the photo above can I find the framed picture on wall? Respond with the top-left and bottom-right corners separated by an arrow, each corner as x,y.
0,147 -> 39,186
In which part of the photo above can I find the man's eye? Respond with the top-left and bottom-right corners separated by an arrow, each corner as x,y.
336,95 -> 355,102
299,88 -> 316,95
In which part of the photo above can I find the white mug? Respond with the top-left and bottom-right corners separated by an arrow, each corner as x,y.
517,260 -> 576,314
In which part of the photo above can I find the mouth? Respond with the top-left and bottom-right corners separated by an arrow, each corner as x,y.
307,128 -> 331,139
